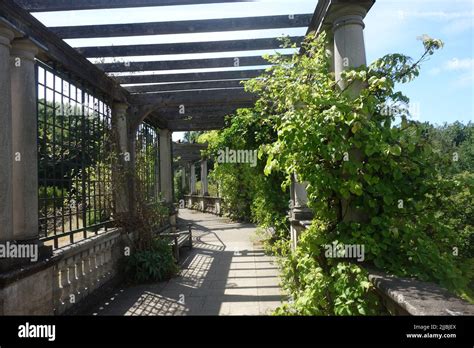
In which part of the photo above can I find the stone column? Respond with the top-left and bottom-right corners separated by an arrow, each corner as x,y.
332,5 -> 368,94
112,103 -> 130,214
331,4 -> 370,222
181,167 -> 186,190
154,145 -> 160,201
200,159 -> 208,196
11,39 -> 39,241
292,178 -> 312,220
0,26 -> 14,242
290,175 -> 313,250
159,129 -> 173,203
190,163 -> 196,195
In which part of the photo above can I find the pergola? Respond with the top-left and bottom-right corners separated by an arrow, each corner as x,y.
0,0 -> 376,240
1,0 -> 320,131
0,0 -> 375,315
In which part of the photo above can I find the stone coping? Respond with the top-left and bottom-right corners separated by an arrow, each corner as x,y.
367,269 -> 474,316
184,195 -> 221,200
0,228 -> 122,287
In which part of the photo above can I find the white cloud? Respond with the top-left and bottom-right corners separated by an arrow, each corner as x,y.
446,58 -> 474,71
398,10 -> 474,20
427,58 -> 474,88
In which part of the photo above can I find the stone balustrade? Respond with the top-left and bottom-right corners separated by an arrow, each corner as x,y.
184,195 -> 222,216
0,228 -> 123,315
52,229 -> 121,315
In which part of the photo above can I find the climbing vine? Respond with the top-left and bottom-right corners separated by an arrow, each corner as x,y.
201,32 -> 473,314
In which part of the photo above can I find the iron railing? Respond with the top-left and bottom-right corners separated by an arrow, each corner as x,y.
37,61 -> 113,249
135,122 -> 159,202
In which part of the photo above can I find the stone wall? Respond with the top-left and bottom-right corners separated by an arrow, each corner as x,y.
0,228 -> 124,315
184,195 -> 222,216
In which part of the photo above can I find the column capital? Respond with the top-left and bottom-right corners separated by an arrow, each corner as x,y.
330,5 -> 368,32
113,102 -> 129,112
11,39 -> 38,62
159,128 -> 171,137
0,27 -> 15,48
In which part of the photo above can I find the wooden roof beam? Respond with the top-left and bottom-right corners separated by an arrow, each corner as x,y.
114,69 -> 265,84
76,36 -> 304,58
97,55 -> 277,73
125,80 -> 246,93
15,0 -> 252,12
130,88 -> 256,106
51,14 -> 312,39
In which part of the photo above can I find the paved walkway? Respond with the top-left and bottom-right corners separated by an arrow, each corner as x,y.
90,209 -> 284,315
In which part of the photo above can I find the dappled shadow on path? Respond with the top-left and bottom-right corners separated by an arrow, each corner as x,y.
89,209 -> 284,316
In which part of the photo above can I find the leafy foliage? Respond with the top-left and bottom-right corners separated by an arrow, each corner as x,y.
125,237 -> 178,283
198,109 -> 290,239
201,32 -> 472,314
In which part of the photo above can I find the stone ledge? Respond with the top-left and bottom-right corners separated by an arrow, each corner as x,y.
367,269 -> 474,316
0,228 -> 122,288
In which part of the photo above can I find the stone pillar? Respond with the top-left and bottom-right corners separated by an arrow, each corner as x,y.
292,178 -> 312,220
11,39 -> 39,241
290,175 -> 313,250
190,163 -> 196,195
154,144 -> 160,201
112,103 -> 130,214
332,5 -> 368,94
159,129 -> 173,203
200,159 -> 208,196
0,27 -> 14,242
181,167 -> 186,190
331,4 -> 370,222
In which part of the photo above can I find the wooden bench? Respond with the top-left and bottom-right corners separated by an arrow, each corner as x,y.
160,223 -> 193,261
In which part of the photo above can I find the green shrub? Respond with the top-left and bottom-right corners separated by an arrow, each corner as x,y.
125,237 -> 178,283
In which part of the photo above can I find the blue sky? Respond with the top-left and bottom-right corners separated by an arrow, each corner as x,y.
33,0 -> 473,141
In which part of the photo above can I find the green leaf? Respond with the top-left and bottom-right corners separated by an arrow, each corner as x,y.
389,144 -> 402,156
349,181 -> 363,196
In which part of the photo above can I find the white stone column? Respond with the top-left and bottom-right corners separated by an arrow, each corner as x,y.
200,159 -> 208,196
291,176 -> 313,221
0,27 -> 15,242
331,4 -> 369,222
159,129 -> 173,203
112,103 -> 130,214
11,39 -> 39,241
332,5 -> 368,94
190,163 -> 196,195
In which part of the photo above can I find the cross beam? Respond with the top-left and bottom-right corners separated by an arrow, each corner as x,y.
158,104 -> 252,121
125,80 -> 245,93
114,69 -> 265,84
76,36 -> 304,58
51,14 -> 312,39
96,55 -> 276,73
15,0 -> 251,12
159,104 -> 251,130
129,88 -> 256,106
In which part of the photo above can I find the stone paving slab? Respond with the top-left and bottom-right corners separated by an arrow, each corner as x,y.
89,209 -> 285,316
